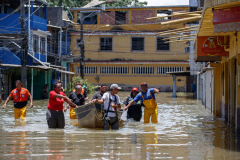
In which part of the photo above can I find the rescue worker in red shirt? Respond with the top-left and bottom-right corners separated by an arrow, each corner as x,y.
1,80 -> 33,120
46,82 -> 78,128
73,81 -> 88,101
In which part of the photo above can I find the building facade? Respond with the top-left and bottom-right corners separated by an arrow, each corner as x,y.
195,0 -> 240,131
0,1 -> 75,99
69,6 -> 192,91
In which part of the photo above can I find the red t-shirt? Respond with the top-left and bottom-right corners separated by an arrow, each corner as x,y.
47,91 -> 66,111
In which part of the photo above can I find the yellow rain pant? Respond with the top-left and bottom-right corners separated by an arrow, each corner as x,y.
14,106 -> 27,120
70,107 -> 77,119
141,91 -> 158,123
144,108 -> 158,123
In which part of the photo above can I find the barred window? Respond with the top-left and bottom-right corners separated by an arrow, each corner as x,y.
99,66 -> 129,74
100,38 -> 112,51
157,37 -> 169,51
131,67 -> 154,74
132,37 -> 144,51
85,66 -> 97,74
76,66 -> 97,74
156,67 -> 183,74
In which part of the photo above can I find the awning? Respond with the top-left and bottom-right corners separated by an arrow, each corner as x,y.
196,56 -> 222,62
55,69 -> 75,75
1,64 -> 75,75
166,71 -> 191,76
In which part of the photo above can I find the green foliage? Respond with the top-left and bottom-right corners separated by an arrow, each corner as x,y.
104,0 -> 148,7
46,0 -> 89,19
46,0 -> 148,19
67,76 -> 97,94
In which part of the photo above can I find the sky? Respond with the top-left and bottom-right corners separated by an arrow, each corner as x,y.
139,0 -> 189,6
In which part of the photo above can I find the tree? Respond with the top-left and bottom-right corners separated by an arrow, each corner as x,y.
105,0 -> 148,7
46,0 -> 90,19
46,0 -> 148,19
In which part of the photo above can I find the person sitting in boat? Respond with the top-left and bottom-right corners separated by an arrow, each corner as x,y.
46,82 -> 77,129
68,85 -> 86,119
123,82 -> 159,123
91,84 -> 121,130
123,87 -> 143,122
90,83 -> 107,102
73,81 -> 88,101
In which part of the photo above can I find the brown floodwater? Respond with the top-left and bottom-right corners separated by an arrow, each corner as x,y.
0,92 -> 239,160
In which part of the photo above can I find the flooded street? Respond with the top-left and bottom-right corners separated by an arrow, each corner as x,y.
0,92 -> 239,160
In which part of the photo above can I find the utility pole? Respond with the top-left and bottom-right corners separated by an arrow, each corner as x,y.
80,12 -> 85,79
20,0 -> 28,88
0,60 -> 2,99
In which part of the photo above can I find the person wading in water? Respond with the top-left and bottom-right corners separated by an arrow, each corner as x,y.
73,81 -> 88,101
46,82 -> 78,128
124,82 -> 159,123
67,85 -> 86,119
2,80 -> 33,120
123,87 -> 143,121
91,84 -> 121,130
90,83 -> 107,102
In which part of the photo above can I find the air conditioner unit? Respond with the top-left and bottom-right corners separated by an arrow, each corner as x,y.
185,46 -> 190,53
198,0 -> 204,8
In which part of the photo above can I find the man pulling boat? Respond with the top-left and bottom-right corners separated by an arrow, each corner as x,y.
91,84 -> 121,130
68,85 -> 86,119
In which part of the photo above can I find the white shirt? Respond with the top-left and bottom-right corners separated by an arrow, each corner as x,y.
102,92 -> 120,117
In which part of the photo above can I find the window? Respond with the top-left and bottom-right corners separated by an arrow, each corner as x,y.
115,11 -> 126,24
131,67 -> 154,74
156,67 -> 183,74
132,37 -> 144,51
33,35 -> 39,53
99,66 -> 128,74
157,10 -> 171,20
76,66 -> 97,74
85,66 -> 97,74
100,38 -> 112,51
40,37 -> 45,54
157,37 -> 170,51
76,39 -> 82,48
77,12 -> 98,24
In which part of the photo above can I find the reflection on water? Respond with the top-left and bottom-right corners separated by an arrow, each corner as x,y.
0,92 -> 239,159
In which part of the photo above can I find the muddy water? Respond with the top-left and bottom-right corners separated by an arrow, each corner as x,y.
0,92 -> 239,160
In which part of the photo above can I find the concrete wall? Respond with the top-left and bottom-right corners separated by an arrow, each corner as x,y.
70,35 -> 189,61
69,63 -> 189,90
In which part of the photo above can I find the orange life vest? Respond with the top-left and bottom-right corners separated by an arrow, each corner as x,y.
10,88 -> 30,108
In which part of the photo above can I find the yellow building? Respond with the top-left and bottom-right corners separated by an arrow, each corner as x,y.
69,6 -> 192,91
195,0 -> 240,130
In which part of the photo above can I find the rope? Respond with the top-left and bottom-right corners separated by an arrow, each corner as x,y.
94,103 -> 105,121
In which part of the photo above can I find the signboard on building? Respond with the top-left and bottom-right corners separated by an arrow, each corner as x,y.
213,6 -> 240,33
198,36 -> 229,56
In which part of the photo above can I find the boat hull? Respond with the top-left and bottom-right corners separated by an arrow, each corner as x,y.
74,103 -> 103,128
74,103 -> 122,128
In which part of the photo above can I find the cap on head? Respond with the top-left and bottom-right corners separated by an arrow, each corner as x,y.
141,82 -> 147,86
110,84 -> 121,90
132,87 -> 138,92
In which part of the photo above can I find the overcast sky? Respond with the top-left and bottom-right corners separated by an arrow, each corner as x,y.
139,0 -> 189,6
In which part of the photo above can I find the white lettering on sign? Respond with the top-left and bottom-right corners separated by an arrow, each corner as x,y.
214,22 -> 240,33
